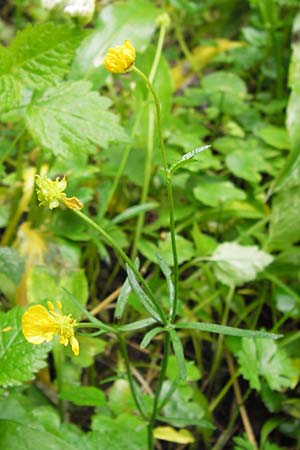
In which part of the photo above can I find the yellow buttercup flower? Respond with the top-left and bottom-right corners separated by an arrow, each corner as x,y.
104,40 -> 136,74
22,301 -> 79,355
36,175 -> 83,211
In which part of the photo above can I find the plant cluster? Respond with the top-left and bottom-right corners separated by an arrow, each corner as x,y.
0,1 -> 299,449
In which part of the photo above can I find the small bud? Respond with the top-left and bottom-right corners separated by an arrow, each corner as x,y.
104,40 -> 136,74
156,13 -> 171,28
35,175 -> 83,211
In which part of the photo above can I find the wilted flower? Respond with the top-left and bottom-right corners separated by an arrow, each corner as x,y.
104,40 -> 136,74
22,301 -> 79,355
36,175 -> 83,211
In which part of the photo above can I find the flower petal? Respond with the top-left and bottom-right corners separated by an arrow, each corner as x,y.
22,305 -> 58,344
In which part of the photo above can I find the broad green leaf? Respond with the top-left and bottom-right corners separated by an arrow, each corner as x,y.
237,338 -> 297,391
0,306 -> 50,387
176,322 -> 281,340
26,81 -> 128,158
126,264 -> 162,322
158,234 -> 195,266
0,420 -> 75,450
202,71 -> 247,98
60,386 -> 106,407
211,242 -> 273,286
193,176 -> 246,207
268,187 -> 300,250
225,148 -> 267,183
71,0 -> 160,84
161,380 -> 210,428
140,327 -> 164,349
0,246 -> 24,285
166,355 -> 201,382
154,426 -> 195,444
169,329 -> 187,381
86,414 -> 147,450
257,126 -> 290,150
0,23 -> 85,113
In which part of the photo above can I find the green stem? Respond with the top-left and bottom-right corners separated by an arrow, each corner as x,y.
132,65 -> 179,321
74,210 -> 166,325
117,334 -> 148,420
208,285 -> 235,383
148,332 -> 171,449
52,342 -> 64,421
131,23 -> 167,260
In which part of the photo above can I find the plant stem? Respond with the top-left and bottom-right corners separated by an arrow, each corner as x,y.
147,332 -> 171,449
132,65 -> 179,321
131,23 -> 167,260
117,334 -> 148,420
74,210 -> 166,325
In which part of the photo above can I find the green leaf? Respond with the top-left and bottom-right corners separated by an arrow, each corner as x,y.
169,145 -> 211,175
0,306 -> 50,387
126,264 -> 162,322
117,318 -> 157,332
0,420 -> 75,450
268,187 -> 300,250
115,258 -> 140,320
71,0 -> 160,84
158,234 -> 195,266
0,246 -> 24,285
112,202 -> 158,225
257,126 -> 290,150
0,23 -> 85,113
225,148 -> 267,183
169,329 -> 187,381
202,71 -> 247,98
70,335 -> 106,368
156,253 -> 174,311
176,322 -> 282,340
87,414 -> 147,450
26,81 -> 128,158
211,242 -> 274,286
60,386 -> 106,407
193,176 -> 246,207
140,327 -> 164,349
237,338 -> 297,391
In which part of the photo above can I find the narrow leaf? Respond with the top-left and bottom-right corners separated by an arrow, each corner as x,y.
117,318 -> 157,332
156,253 -> 174,313
169,145 -> 210,175
115,258 -> 140,320
112,202 -> 158,225
140,327 -> 164,349
126,264 -> 162,322
176,322 -> 282,340
169,329 -> 187,381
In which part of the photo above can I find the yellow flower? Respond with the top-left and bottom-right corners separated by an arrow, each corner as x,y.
22,301 -> 79,356
36,175 -> 83,211
104,40 -> 136,74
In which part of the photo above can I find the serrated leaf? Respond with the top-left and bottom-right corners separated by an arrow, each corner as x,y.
0,246 -> 24,285
211,242 -> 273,286
237,338 -> 297,391
0,306 -> 50,387
26,81 -> 128,157
0,23 -> 85,114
